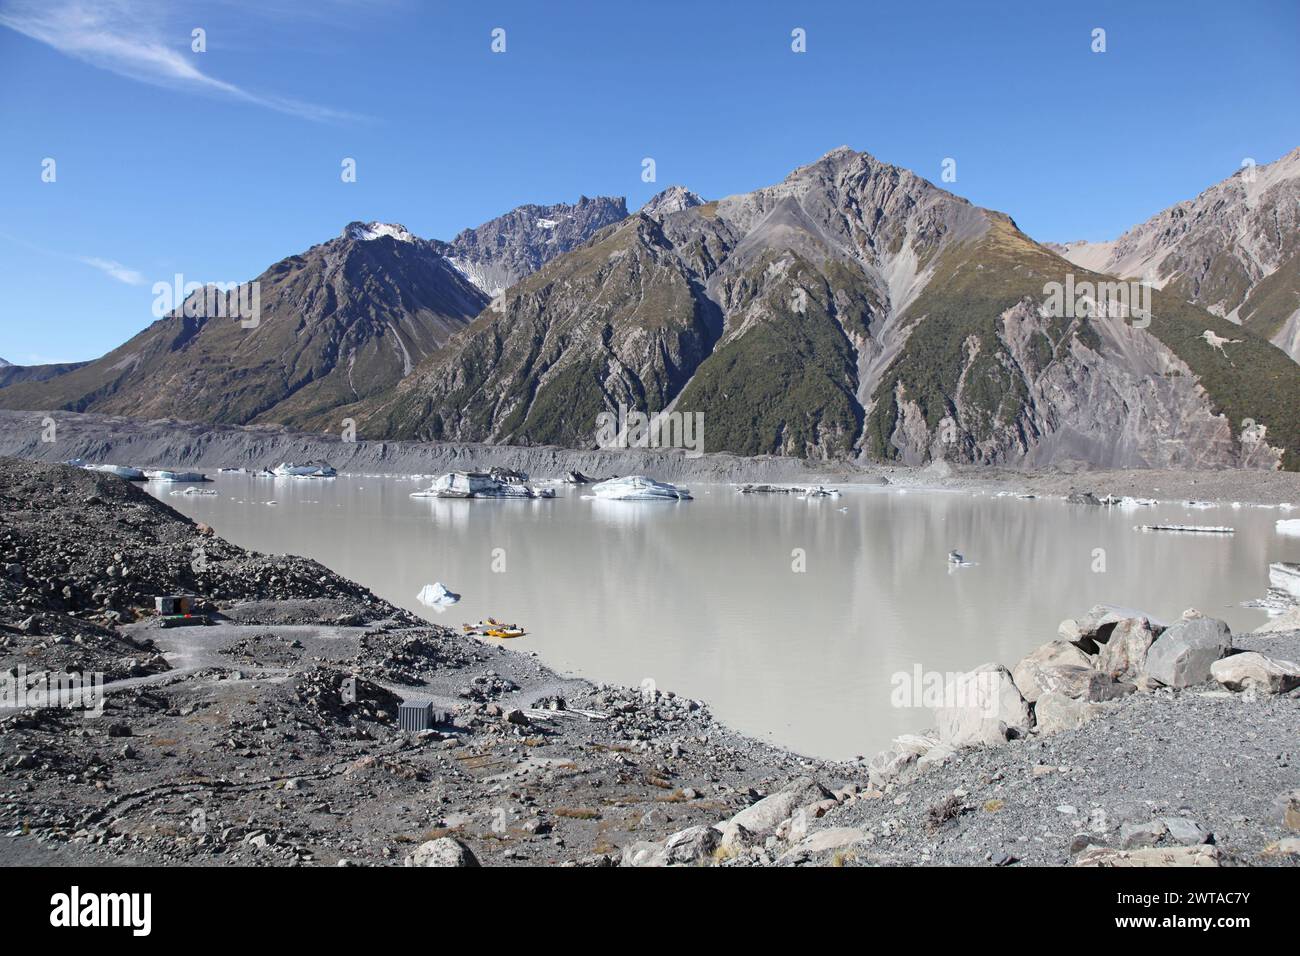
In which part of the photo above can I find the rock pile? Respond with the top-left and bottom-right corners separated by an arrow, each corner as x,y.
617,603 -> 1299,867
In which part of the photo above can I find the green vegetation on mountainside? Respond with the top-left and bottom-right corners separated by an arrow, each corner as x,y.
862,219 -> 1089,460
863,219 -> 1300,468
1238,250 -> 1300,341
1141,289 -> 1300,470
673,254 -> 873,458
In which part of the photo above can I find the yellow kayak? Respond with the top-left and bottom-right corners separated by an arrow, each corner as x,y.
463,619 -> 526,638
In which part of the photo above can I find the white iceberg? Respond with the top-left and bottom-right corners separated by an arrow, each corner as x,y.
1269,562 -> 1300,602
272,462 -> 337,478
416,582 -> 461,611
1277,518 -> 1300,537
801,486 -> 840,499
79,463 -> 147,480
145,469 -> 210,482
410,472 -> 554,499
589,475 -> 692,501
1100,494 -> 1156,508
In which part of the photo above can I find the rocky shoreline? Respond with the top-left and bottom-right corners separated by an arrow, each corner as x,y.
760,610 -> 1300,867
1,457 -> 1297,867
4,410 -> 1300,505
0,459 -> 848,867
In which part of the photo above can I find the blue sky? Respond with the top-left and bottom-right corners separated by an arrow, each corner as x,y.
1,0 -> 1297,363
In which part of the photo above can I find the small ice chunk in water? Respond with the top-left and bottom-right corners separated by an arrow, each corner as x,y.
417,582 -> 461,611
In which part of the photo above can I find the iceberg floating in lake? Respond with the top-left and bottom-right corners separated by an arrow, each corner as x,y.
1136,523 -> 1234,534
589,475 -> 692,501
1100,494 -> 1157,508
1277,518 -> 1300,537
410,472 -> 555,499
272,462 -> 337,478
144,469 -> 210,482
417,582 -> 461,611
736,483 -> 838,497
75,463 -> 147,480
801,486 -> 841,499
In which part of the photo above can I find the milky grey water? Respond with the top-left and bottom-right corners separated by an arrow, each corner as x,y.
150,476 -> 1300,760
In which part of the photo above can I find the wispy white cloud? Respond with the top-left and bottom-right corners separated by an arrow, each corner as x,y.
0,232 -> 149,286
78,255 -> 146,285
0,0 -> 358,122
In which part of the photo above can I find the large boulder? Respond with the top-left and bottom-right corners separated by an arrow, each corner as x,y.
715,820 -> 758,851
1032,665 -> 1133,702
1074,845 -> 1222,867
778,827 -> 870,862
867,747 -> 916,788
1096,618 -> 1159,681
934,664 -> 1032,747
620,840 -> 665,867
867,733 -> 936,787
1012,641 -> 1093,702
1161,817 -> 1212,846
1142,617 -> 1232,687
1034,692 -> 1117,735
660,825 -> 720,865
1060,605 -> 1132,654
1119,820 -> 1167,848
726,777 -> 832,835
404,837 -> 479,867
1211,651 -> 1300,694
621,825 -> 720,867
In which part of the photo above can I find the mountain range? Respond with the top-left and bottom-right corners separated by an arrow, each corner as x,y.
1051,148 -> 1300,364
3,149 -> 1299,469
0,198 -> 624,429
0,356 -> 89,389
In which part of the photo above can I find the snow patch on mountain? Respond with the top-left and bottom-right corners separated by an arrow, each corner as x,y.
445,257 -> 502,297
346,222 -> 417,243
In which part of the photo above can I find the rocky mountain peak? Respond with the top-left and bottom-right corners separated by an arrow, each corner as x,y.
787,145 -> 886,179
344,222 -> 418,243
640,185 -> 705,217
436,195 -> 629,296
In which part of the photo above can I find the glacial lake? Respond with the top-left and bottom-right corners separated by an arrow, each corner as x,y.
149,475 -> 1300,760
